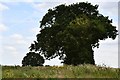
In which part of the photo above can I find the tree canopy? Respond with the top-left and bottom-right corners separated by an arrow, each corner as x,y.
29,2 -> 118,65
22,52 -> 44,66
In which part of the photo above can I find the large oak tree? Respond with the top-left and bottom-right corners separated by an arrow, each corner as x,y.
29,2 -> 118,65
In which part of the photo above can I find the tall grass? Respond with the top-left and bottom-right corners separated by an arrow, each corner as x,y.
2,64 -> 119,78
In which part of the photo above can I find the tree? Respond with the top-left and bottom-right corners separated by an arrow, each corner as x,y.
22,52 -> 45,66
29,2 -> 118,65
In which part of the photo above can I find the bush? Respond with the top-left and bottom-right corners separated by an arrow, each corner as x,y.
22,52 -> 45,66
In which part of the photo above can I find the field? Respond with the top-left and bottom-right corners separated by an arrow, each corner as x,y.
1,64 -> 120,78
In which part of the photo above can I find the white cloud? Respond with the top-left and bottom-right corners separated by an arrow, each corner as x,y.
0,23 -> 8,32
33,3 -> 49,9
30,0 -> 119,3
98,2 -> 118,17
94,37 -> 118,68
4,46 -> 18,56
1,34 -> 32,65
5,46 -> 17,52
10,34 -> 26,44
0,0 -> 33,2
0,0 -> 119,3
32,2 -> 58,11
0,35 -> 2,40
44,57 -> 63,66
23,0 -> 34,3
31,1 -> 83,11
94,43 -> 118,68
0,3 -> 9,11
2,45 -> 23,65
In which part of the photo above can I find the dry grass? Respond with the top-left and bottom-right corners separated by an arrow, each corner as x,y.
2,64 -> 119,78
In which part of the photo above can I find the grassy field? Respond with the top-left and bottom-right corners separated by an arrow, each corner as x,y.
1,64 -> 120,78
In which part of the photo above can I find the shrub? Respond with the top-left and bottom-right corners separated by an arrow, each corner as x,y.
22,52 -> 45,66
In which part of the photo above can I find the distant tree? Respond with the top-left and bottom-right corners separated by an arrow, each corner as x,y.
22,52 -> 44,66
29,2 -> 118,65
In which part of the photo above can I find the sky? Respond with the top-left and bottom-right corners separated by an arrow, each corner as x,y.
0,0 -> 119,68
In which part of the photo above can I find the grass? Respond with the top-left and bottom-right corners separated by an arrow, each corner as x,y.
1,64 -> 120,78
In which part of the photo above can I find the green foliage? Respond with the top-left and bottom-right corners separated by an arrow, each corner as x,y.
22,52 -> 45,66
2,65 -> 119,78
29,2 -> 118,65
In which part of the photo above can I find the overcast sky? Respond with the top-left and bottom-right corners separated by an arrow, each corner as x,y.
0,0 -> 119,68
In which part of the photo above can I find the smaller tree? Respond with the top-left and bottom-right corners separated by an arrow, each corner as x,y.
22,52 -> 45,66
